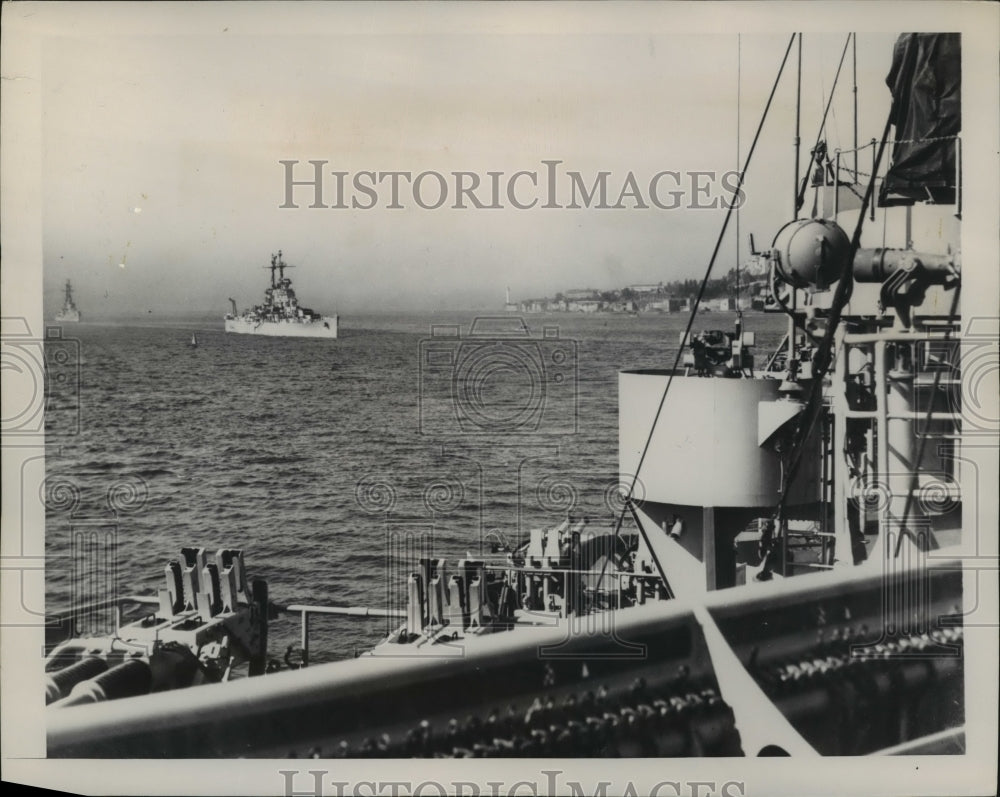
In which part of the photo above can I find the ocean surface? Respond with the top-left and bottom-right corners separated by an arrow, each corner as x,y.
44,310 -> 788,663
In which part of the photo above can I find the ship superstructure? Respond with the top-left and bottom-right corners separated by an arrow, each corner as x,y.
224,251 -> 338,338
621,33 -> 964,596
44,33 -> 991,761
54,280 -> 81,323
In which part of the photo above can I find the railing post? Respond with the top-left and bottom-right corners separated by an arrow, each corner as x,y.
301,610 -> 310,667
562,571 -> 568,617
870,138 -> 877,221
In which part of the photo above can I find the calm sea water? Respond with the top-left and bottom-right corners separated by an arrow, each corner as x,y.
45,310 -> 787,662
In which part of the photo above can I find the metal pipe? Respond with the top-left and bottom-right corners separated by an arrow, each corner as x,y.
844,410 -> 962,421
831,327 -> 851,564
843,330 -> 959,343
886,343 -> 918,541
821,412 -> 831,565
834,149 -> 842,216
780,517 -> 789,577
874,340 -> 889,540
284,604 -> 406,619
852,248 -> 958,283
55,595 -> 160,614
484,565 -> 634,577
788,291 -> 797,373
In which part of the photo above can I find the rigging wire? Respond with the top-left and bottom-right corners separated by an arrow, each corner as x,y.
595,32 -> 798,595
795,34 -> 854,215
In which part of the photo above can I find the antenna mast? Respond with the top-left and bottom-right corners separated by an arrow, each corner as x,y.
736,33 -> 742,317
794,33 -> 802,220
852,32 -> 859,182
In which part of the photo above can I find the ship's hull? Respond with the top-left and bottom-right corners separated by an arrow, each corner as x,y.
224,316 -> 338,338
55,311 -> 81,323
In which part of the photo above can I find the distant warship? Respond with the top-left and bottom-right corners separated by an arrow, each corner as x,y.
55,280 -> 81,323
224,251 -> 338,338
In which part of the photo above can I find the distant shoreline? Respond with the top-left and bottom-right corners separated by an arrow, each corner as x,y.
44,307 -> 766,325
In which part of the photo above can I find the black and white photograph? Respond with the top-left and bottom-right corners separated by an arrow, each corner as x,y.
2,2 -> 998,795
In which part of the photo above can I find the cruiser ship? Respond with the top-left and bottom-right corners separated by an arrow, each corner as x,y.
45,33 -> 993,761
54,280 -> 80,323
224,251 -> 338,338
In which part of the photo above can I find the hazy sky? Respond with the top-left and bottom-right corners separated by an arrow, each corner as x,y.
34,6 -> 904,315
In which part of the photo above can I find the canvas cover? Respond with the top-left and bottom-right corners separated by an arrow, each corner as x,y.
880,33 -> 961,206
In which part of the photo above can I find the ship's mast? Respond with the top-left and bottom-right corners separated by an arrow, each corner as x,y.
267,250 -> 294,288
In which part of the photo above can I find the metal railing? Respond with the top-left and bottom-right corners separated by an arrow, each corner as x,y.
283,604 -> 406,666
